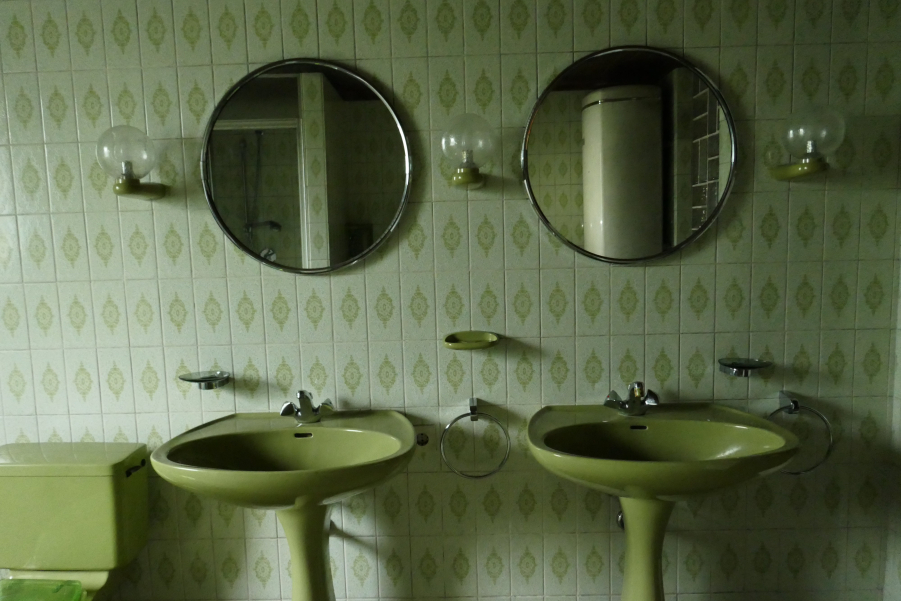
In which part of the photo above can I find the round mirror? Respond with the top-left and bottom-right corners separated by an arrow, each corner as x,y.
522,47 -> 736,264
202,59 -> 411,274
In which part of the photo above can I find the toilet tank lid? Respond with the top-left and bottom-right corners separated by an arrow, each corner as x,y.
0,443 -> 148,477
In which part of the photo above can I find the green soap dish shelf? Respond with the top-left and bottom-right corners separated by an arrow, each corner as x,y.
443,331 -> 501,350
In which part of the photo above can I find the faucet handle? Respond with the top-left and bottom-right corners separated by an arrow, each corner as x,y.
296,390 -> 314,415
605,390 -> 623,404
316,398 -> 335,415
627,381 -> 646,399
279,401 -> 297,416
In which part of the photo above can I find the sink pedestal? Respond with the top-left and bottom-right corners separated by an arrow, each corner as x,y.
620,497 -> 674,601
276,505 -> 334,601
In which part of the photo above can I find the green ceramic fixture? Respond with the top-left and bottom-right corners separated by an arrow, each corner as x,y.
528,402 -> 799,601
443,330 -> 501,350
151,410 -> 415,601
0,442 -> 149,601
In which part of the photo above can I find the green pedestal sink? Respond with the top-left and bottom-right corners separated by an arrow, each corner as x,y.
151,411 -> 414,601
528,403 -> 799,601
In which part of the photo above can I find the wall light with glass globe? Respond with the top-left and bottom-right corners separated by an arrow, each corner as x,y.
96,125 -> 167,200
440,113 -> 498,190
769,106 -> 846,181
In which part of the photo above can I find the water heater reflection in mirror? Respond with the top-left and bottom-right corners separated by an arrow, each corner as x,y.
581,85 -> 662,258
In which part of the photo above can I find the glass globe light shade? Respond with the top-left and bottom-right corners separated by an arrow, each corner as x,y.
441,113 -> 497,167
783,107 -> 845,158
96,125 -> 158,179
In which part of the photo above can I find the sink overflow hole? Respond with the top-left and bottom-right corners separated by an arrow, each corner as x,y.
630,425 -> 648,430
294,432 -> 313,438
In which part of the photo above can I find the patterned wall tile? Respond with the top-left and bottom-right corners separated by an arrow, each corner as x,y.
246,0 -> 284,63
831,0 -> 869,42
0,217 -> 22,286
864,43 -> 901,115
207,0 -> 246,64
125,279 -> 164,347
101,0 -> 141,68
353,0 -> 391,58
120,212 -> 159,278
679,333 -> 714,399
793,44 -> 831,109
131,347 -> 169,413
10,145 -> 49,215
500,52 -> 537,128
0,147 -> 12,215
795,0 -> 833,42
755,46 -> 793,119
171,0 -> 212,65
680,265 -> 715,333
318,0 -> 356,59
88,282 -> 123,350
608,0 -> 647,44
37,72 -> 77,145
537,0 -> 574,52
572,0 -> 611,49
757,0 -> 795,43
193,278 -> 232,345
18,214 -> 56,282
0,1 -> 37,73
43,144 -> 82,213
64,0 -> 106,70
685,0 -> 720,46
282,0 -> 320,57
400,203 -> 435,271
50,213 -> 90,282
231,345 -> 267,410
57,281 -> 94,349
31,0 -> 71,71
137,0 -> 177,68
228,278 -> 265,345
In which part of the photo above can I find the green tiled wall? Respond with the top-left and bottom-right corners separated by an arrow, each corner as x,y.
0,0 -> 899,599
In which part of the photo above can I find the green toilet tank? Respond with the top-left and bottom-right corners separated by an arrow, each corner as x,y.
0,443 -> 149,571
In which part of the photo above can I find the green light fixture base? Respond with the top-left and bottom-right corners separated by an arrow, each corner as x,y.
452,166 -> 485,189
113,177 -> 168,200
769,158 -> 829,181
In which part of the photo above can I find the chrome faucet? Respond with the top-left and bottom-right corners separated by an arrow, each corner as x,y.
280,390 -> 334,424
604,381 -> 659,416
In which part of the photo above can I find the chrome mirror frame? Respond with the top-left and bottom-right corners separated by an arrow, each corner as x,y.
200,58 -> 412,275
521,46 -> 738,265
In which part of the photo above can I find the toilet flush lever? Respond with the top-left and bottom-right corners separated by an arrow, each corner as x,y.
125,459 -> 146,478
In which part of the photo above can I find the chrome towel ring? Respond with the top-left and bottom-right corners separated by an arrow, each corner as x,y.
440,397 -> 511,479
768,390 -> 834,475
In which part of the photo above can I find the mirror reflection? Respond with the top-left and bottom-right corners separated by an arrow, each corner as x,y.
523,47 -> 736,263
203,60 -> 410,273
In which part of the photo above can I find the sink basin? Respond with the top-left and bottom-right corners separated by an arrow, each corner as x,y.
153,411 -> 412,508
528,402 -> 798,601
151,410 -> 414,601
529,403 -> 798,499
